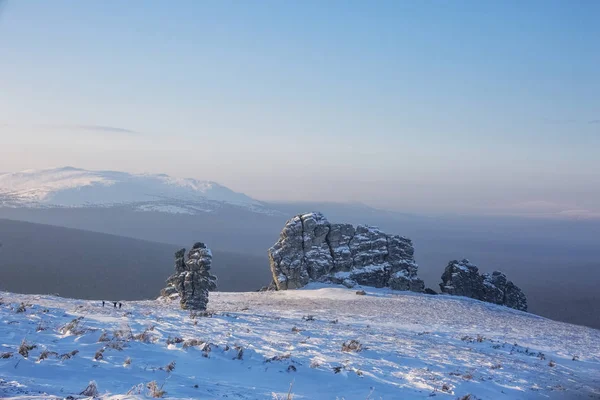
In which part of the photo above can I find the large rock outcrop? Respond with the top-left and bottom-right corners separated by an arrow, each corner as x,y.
160,242 -> 217,310
439,259 -> 527,311
268,212 -> 424,292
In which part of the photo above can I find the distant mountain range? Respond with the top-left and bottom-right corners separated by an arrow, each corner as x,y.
0,167 -> 277,215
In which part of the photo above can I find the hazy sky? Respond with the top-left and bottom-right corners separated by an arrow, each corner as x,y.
1,0 -> 599,217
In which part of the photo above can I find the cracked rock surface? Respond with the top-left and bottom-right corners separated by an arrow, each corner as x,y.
160,242 -> 217,310
268,212 -> 424,292
440,259 -> 527,311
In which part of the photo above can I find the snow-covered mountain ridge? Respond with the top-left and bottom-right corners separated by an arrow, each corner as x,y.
1,285 -> 599,399
0,167 -> 275,215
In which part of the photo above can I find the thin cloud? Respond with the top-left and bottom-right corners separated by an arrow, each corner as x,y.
2,123 -> 141,135
588,120 -> 600,124
542,118 -> 575,125
74,125 -> 139,134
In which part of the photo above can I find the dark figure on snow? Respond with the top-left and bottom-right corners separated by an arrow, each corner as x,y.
118,302 -> 122,309
102,301 -> 105,307
113,302 -> 117,308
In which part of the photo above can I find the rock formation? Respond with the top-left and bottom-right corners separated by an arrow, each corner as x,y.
160,242 -> 217,310
268,212 -> 424,292
439,259 -> 527,311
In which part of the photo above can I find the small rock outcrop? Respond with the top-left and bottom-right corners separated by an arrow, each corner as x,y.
268,212 -> 424,292
160,243 -> 217,310
439,259 -> 527,311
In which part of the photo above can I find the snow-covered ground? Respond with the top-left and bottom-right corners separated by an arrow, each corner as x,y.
1,285 -> 599,399
0,167 -> 276,215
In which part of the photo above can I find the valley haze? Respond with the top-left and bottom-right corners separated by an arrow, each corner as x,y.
0,167 -> 599,330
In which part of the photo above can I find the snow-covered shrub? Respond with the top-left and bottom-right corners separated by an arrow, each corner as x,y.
106,341 -> 125,351
124,356 -> 132,366
265,354 -> 291,363
182,339 -> 204,349
166,336 -> 184,345
16,303 -> 26,313
162,361 -> 176,373
98,331 -> 111,342
1,352 -> 13,359
59,350 -> 79,360
94,348 -> 105,361
126,383 -> 144,395
190,310 -> 214,318
200,343 -> 212,358
79,381 -> 99,397
147,381 -> 166,398
59,317 -> 85,335
133,328 -> 155,343
355,290 -> 366,296
37,349 -> 58,361
18,339 -> 37,358
234,345 -> 244,360
271,381 -> 294,400
342,340 -> 363,353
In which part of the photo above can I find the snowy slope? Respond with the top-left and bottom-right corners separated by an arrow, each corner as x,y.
0,167 -> 274,214
1,285 -> 599,399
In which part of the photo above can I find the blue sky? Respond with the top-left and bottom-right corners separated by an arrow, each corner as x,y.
0,0 -> 598,216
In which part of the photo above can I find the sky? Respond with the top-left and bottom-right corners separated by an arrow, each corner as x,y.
0,0 -> 599,217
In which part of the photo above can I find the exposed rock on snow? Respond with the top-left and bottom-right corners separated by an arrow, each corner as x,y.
268,212 -> 424,292
160,243 -> 217,310
440,259 -> 527,311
